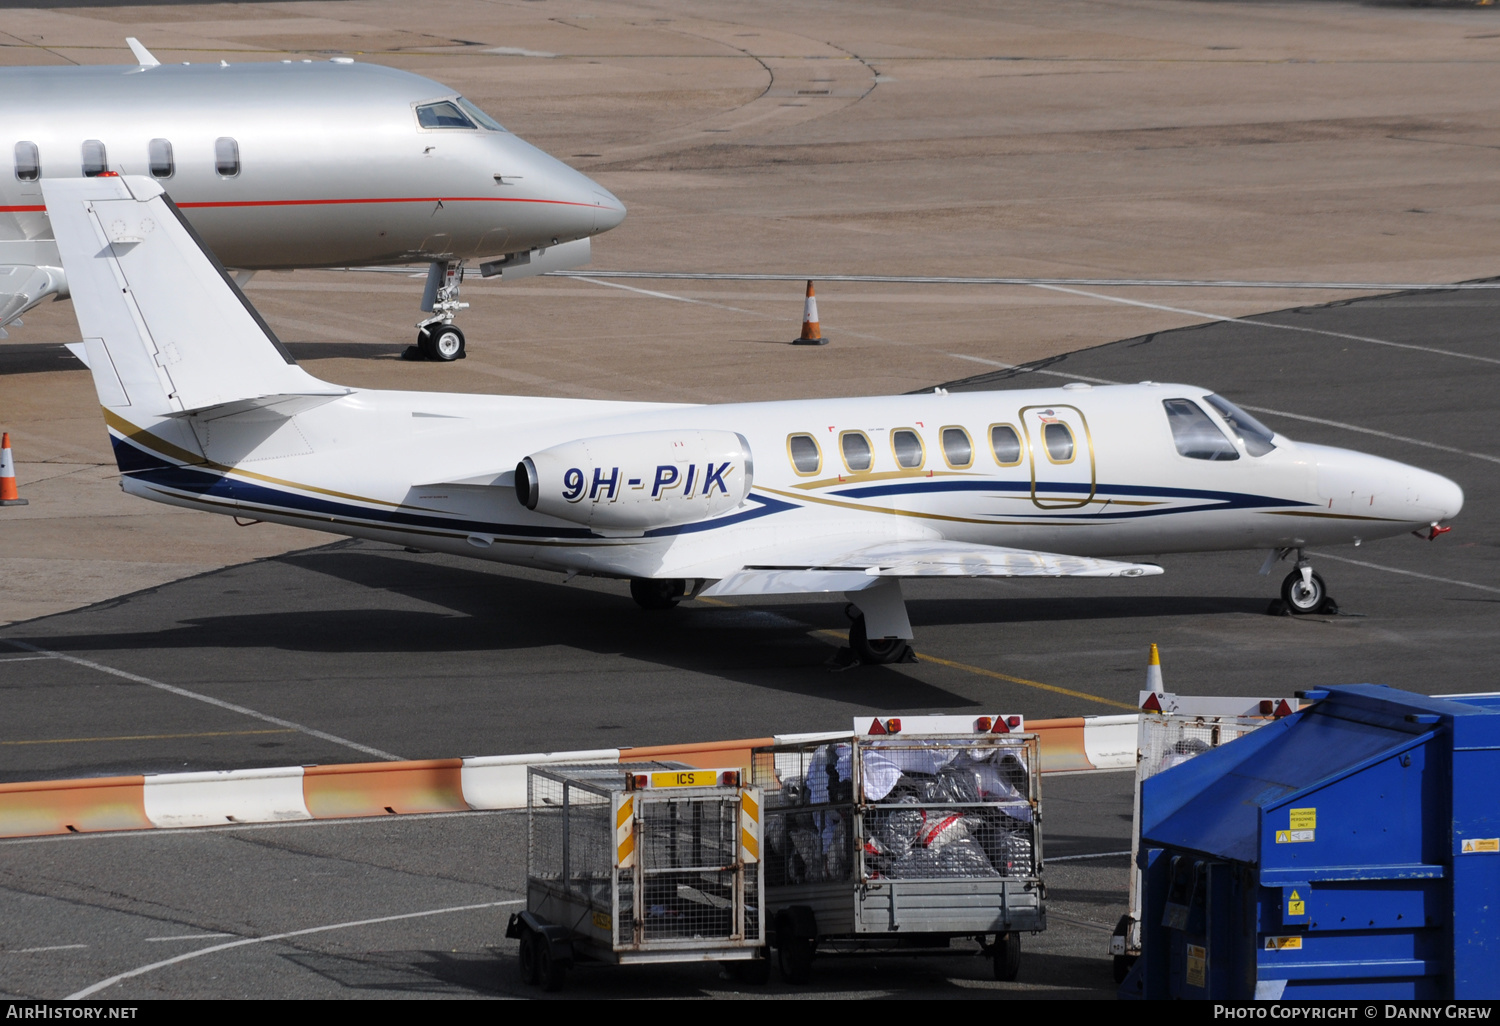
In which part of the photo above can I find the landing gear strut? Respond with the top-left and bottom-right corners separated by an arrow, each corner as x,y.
406,260 -> 469,361
1263,548 -> 1338,615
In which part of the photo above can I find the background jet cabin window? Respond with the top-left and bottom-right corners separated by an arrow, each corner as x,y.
13,142 -> 38,182
840,431 -> 874,473
81,140 -> 107,177
891,429 -> 925,469
148,139 -> 173,179
215,138 -> 239,178
787,433 -> 821,476
941,426 -> 973,468
1162,399 -> 1240,461
990,424 -> 1023,466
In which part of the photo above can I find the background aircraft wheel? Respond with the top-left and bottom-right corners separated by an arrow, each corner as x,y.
630,577 -> 685,610
992,931 -> 1021,981
849,614 -> 912,664
418,324 -> 466,361
1280,569 -> 1328,614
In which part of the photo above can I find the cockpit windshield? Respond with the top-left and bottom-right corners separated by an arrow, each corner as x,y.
1203,394 -> 1277,457
416,100 -> 476,130
456,96 -> 506,132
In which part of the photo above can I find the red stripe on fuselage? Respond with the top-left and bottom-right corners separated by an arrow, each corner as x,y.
175,196 -> 601,210
0,205 -> 45,212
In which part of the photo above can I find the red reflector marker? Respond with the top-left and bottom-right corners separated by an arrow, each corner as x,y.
1006,716 -> 1021,728
1142,692 -> 1164,713
991,718 -> 1010,734
1274,700 -> 1294,719
1259,700 -> 1274,716
868,717 -> 887,735
719,771 -> 740,787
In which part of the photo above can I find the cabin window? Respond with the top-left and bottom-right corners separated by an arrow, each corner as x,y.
940,426 -> 973,469
81,140 -> 107,177
456,96 -> 506,132
1163,399 -> 1239,461
787,434 -> 821,476
840,431 -> 873,473
1203,393 -> 1276,457
891,429 -> 924,469
14,142 -> 38,182
214,137 -> 239,178
990,424 -> 1023,466
1043,422 -> 1075,463
416,100 -> 478,130
148,139 -> 173,179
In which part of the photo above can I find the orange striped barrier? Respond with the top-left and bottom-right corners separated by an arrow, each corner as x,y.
0,775 -> 150,836
302,759 -> 466,818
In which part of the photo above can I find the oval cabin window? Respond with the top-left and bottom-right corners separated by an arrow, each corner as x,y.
14,142 -> 38,182
840,431 -> 873,473
1043,422 -> 1075,463
787,434 -> 821,476
891,429 -> 924,469
941,426 -> 973,469
215,137 -> 240,178
148,139 -> 173,179
81,140 -> 107,178
990,424 -> 1022,466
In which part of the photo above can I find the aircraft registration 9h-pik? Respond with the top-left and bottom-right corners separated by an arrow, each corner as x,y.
43,175 -> 1464,664
0,40 -> 625,361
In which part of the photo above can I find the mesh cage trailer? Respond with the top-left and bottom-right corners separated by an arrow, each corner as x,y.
751,716 -> 1046,983
506,762 -> 767,990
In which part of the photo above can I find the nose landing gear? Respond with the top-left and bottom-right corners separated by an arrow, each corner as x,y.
1263,548 -> 1339,616
405,260 -> 469,362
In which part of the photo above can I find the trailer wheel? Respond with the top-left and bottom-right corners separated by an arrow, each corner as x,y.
517,928 -> 541,986
536,939 -> 567,992
777,935 -> 814,984
992,931 -> 1021,981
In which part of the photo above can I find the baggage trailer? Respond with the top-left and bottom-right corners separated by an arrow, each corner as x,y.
505,762 -> 767,991
752,716 -> 1046,984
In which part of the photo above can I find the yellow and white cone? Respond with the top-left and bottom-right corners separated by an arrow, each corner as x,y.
792,280 -> 828,345
1145,642 -> 1164,694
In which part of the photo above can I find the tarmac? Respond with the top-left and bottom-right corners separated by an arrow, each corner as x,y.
0,0 -> 1497,1002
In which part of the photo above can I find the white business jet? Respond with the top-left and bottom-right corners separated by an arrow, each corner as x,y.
44,176 -> 1463,663
0,41 -> 625,360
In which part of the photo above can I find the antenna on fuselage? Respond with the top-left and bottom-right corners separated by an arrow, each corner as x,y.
125,38 -> 160,68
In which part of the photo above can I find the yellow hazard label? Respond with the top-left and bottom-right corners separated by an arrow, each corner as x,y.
1264,935 -> 1303,951
592,911 -> 612,931
1186,944 -> 1206,988
1462,838 -> 1500,853
1287,890 -> 1305,917
1289,808 -> 1316,830
1275,829 -> 1315,844
650,770 -> 718,788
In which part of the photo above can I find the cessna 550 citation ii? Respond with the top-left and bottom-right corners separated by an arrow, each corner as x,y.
1,41 -> 625,360
45,176 -> 1464,663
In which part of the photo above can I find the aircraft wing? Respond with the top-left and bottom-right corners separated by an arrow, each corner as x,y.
700,539 -> 1161,597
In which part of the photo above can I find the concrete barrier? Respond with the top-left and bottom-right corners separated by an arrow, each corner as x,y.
0,715 -> 1139,839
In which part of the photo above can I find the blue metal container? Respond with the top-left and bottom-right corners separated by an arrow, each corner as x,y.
1123,685 -> 1500,999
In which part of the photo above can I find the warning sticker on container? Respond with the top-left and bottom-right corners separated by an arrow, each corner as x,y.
592,910 -> 612,931
1275,829 -> 1315,843
1186,944 -> 1206,988
1287,890 -> 1305,916
1264,936 -> 1303,951
1289,807 -> 1316,830
1461,838 -> 1500,853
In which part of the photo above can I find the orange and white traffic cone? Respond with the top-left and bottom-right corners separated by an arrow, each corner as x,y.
792,280 -> 828,345
0,433 -> 27,506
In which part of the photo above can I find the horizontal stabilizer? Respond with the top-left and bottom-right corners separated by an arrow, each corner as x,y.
701,540 -> 1161,597
167,391 -> 351,422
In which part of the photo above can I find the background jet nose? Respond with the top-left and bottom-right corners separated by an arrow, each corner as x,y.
592,189 -> 626,233
1410,468 -> 1463,522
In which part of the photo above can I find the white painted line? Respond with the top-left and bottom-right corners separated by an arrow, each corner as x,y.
145,934 -> 235,942
943,354 -> 1500,465
68,899 -> 525,999
553,270 -> 1500,291
1308,552 -> 1500,595
0,640 -> 401,762
1029,283 -> 1500,366
1048,850 -> 1132,862
0,655 -> 56,663
565,275 -> 762,316
10,944 -> 88,953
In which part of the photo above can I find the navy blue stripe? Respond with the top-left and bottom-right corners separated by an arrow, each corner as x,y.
829,476 -> 1311,511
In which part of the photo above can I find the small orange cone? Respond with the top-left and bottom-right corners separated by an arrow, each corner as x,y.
0,433 -> 27,506
792,280 -> 828,345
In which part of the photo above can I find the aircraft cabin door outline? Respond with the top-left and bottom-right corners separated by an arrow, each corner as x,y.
1020,404 -> 1095,509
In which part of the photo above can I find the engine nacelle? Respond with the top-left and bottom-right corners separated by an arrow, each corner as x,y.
516,429 -> 754,532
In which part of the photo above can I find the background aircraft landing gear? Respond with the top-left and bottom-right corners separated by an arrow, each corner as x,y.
406,260 -> 470,361
848,613 -> 914,665
631,578 -> 685,611
416,323 -> 466,361
1281,566 -> 1336,615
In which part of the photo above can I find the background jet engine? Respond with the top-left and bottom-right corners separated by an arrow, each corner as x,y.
516,429 -> 754,531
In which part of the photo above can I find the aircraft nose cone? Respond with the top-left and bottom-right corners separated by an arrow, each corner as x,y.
592,190 -> 626,233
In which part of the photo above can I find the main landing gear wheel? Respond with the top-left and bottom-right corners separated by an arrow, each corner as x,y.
1281,568 -> 1334,615
630,577 -> 686,611
418,323 -> 466,362
848,614 -> 913,665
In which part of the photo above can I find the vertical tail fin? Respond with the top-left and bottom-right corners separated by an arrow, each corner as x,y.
41,175 -> 345,422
